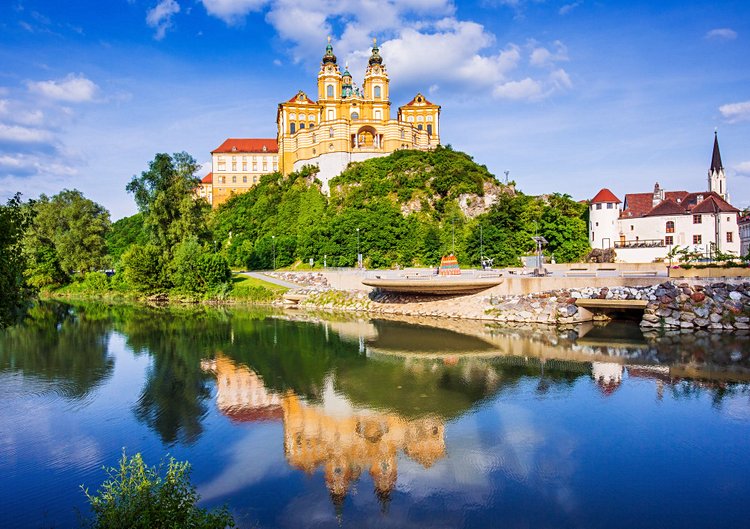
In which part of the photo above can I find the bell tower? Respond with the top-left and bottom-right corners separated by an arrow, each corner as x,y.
708,130 -> 728,202
363,38 -> 390,121
317,37 -> 342,102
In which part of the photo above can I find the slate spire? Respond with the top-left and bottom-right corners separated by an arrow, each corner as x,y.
711,130 -> 723,172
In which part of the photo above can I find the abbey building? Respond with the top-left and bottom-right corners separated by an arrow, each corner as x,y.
200,39 -> 441,207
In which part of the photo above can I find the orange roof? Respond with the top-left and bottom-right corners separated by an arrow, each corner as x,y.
621,191 -> 688,218
591,188 -> 621,204
286,91 -> 316,104
212,138 -> 278,154
201,172 -> 213,184
405,93 -> 435,106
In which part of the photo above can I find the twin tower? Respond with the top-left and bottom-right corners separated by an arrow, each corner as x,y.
276,38 -> 441,191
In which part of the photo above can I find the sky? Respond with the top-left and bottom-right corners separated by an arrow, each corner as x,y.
1,0 -> 749,220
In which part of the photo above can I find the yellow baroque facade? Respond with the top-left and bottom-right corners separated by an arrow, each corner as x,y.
277,38 -> 441,192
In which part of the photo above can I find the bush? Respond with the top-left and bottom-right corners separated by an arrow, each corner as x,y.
82,452 -> 234,529
121,244 -> 165,292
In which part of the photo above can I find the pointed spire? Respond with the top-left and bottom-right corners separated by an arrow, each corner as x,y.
711,130 -> 723,172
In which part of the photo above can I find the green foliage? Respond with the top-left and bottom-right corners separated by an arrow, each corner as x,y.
171,238 -> 232,294
107,213 -> 148,262
83,452 -> 234,529
0,193 -> 34,325
24,189 -> 111,276
120,244 -> 165,293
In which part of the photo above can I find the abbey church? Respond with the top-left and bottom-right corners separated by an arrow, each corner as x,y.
197,39 -> 441,207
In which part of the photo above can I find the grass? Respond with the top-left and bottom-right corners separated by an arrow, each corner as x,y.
230,273 -> 289,302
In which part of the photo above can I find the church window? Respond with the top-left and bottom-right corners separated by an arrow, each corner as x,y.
351,111 -> 359,120
427,115 -> 433,122
375,109 -> 381,120
666,221 -> 675,233
289,113 -> 296,120
418,124 -> 423,130
665,236 -> 674,245
328,109 -> 335,120
693,214 -> 702,224
417,115 -> 424,122
374,85 -> 381,98
300,122 -> 305,129
427,124 -> 432,135
727,232 -> 733,243
693,234 -> 702,244
290,122 -> 296,134
400,129 -> 404,139
327,84 -> 334,97
329,127 -> 334,138
407,116 -> 414,122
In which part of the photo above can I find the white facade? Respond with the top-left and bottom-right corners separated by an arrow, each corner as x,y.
740,216 -> 750,257
589,199 -> 621,250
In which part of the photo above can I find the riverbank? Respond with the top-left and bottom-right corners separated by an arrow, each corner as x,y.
271,272 -> 750,332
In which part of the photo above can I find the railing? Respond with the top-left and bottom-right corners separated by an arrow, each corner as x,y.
614,239 -> 665,249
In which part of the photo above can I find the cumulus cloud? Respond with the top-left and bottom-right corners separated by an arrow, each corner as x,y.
705,28 -> 737,40
529,41 -> 568,67
27,74 -> 99,103
200,0 -> 267,25
719,100 -> 750,123
493,78 -> 543,100
146,0 -> 181,40
734,161 -> 750,176
0,123 -> 54,144
559,2 -> 581,15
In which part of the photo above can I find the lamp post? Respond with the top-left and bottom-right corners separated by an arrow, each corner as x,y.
356,228 -> 361,269
271,235 -> 276,270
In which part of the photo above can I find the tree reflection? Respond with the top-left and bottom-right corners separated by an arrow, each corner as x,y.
0,302 -> 114,399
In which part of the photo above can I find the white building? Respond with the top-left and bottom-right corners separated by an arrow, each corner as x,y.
589,133 -> 741,263
739,215 -> 750,258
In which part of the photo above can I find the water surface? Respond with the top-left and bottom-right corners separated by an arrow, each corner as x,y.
1,302 -> 749,528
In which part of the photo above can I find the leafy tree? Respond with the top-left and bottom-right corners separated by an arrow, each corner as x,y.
107,212 -> 148,262
0,193 -> 34,325
126,152 -> 210,254
83,452 -> 234,529
23,189 -> 111,277
120,244 -> 164,292
171,237 -> 232,294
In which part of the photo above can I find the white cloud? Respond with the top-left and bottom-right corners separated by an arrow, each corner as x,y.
719,100 -> 750,123
705,28 -> 737,40
0,123 -> 54,143
529,40 -> 568,67
559,2 -> 581,15
27,74 -> 99,103
493,78 -> 544,100
200,0 -> 267,25
146,0 -> 181,40
549,68 -> 572,89
734,161 -> 750,176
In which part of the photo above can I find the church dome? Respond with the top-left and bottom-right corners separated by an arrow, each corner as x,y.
368,40 -> 383,66
322,42 -> 337,65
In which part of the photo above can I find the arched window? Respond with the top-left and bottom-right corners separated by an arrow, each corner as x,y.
417,124 -> 423,130
300,122 -> 305,129
326,84 -> 334,97
666,221 -> 675,233
426,124 -> 432,135
374,85 -> 381,98
400,128 -> 405,139
351,111 -> 359,120
290,122 -> 296,134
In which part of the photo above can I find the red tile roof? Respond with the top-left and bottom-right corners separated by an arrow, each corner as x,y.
591,188 -> 621,204
286,91 -> 316,104
690,194 -> 739,214
643,199 -> 685,217
739,215 -> 750,226
212,138 -> 278,154
405,93 -> 435,106
621,191 -> 688,218
201,172 -> 213,184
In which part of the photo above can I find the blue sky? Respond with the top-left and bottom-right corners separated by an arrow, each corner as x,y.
1,0 -> 749,219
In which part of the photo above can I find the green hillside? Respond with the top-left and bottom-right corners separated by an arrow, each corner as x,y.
212,146 -> 590,269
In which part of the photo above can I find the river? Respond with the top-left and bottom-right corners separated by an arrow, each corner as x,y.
1,301 -> 749,528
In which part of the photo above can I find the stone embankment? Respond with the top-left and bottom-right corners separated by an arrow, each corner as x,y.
284,276 -> 750,331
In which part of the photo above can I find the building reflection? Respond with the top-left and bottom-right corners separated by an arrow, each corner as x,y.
202,354 -> 446,507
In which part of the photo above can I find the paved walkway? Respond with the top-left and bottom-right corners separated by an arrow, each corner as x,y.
239,271 -> 299,289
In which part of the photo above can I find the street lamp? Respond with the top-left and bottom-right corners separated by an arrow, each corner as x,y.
356,228 -> 361,269
271,235 -> 276,270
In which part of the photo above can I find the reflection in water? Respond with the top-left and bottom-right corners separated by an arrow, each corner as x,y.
202,355 -> 446,511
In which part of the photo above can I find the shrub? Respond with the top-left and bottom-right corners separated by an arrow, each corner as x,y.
82,452 -> 234,529
121,244 -> 165,292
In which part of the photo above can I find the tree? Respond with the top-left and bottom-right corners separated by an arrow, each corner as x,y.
83,452 -> 234,529
127,152 -> 210,253
24,189 -> 111,276
0,193 -> 33,326
107,213 -> 149,262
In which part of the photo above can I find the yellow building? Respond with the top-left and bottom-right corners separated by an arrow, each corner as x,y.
208,138 -> 279,208
277,38 -> 441,192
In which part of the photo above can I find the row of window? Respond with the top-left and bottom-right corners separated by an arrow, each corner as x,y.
217,163 -> 277,172
403,115 -> 434,122
663,233 -> 733,245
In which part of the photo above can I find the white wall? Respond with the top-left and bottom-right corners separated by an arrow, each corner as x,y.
293,151 -> 388,193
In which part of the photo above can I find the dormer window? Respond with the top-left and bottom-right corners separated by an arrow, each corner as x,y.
697,194 -> 703,202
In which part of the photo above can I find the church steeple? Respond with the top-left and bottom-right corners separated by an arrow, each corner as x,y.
318,37 -> 342,101
708,130 -> 728,202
